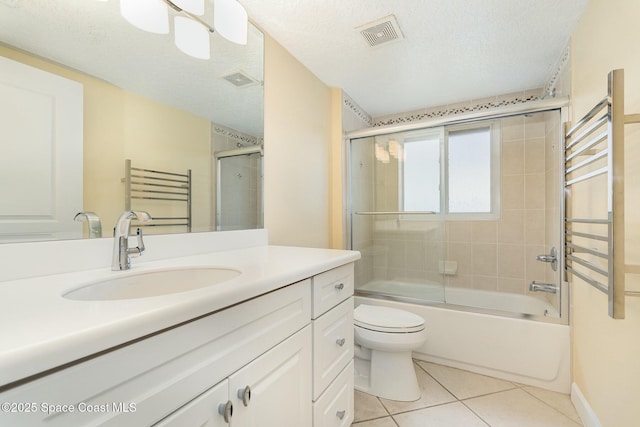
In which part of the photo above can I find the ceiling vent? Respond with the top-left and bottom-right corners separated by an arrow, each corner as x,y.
356,14 -> 404,48
222,71 -> 259,88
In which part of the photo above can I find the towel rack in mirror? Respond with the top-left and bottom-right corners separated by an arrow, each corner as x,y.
123,159 -> 192,232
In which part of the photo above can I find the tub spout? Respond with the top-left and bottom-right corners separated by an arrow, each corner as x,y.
529,281 -> 558,294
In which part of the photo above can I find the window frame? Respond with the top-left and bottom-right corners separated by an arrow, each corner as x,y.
399,121 -> 501,221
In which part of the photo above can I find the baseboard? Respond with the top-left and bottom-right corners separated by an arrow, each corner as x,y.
571,382 -> 602,427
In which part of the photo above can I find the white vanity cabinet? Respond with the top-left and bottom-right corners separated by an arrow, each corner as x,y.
156,327 -> 311,427
311,263 -> 355,427
0,261 -> 357,427
0,279 -> 312,427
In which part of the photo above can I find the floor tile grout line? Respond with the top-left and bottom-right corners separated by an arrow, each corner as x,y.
412,360 -> 462,400
520,386 -> 584,426
415,359 -> 526,402
459,399 -> 493,427
356,361 -> 582,427
457,385 -> 521,402
386,400 -> 465,417
352,414 -> 395,425
376,395 -> 393,417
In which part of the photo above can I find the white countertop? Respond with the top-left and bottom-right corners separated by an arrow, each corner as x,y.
0,244 -> 359,388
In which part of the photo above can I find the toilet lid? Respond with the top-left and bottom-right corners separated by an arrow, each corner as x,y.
354,304 -> 425,333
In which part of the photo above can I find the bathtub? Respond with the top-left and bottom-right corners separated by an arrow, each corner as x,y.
355,281 -> 571,393
359,280 -> 560,317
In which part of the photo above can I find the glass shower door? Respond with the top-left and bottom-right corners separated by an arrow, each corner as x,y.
216,149 -> 263,231
348,109 -> 566,322
349,132 -> 446,303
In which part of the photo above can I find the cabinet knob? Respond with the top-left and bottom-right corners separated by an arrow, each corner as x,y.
237,385 -> 252,407
336,337 -> 346,347
336,410 -> 346,420
334,282 -> 345,290
218,400 -> 233,423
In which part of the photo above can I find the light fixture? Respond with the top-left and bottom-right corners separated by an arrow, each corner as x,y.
375,143 -> 390,164
171,0 -> 204,15
118,0 -> 248,60
387,139 -> 405,161
214,0 -> 248,45
388,140 -> 399,158
174,16 -> 210,59
120,0 -> 169,34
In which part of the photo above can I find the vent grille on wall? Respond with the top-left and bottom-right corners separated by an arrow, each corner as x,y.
222,71 -> 259,88
356,15 -> 404,48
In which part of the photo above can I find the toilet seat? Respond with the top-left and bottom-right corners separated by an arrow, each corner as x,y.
354,304 -> 425,333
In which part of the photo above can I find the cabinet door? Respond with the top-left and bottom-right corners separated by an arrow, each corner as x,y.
154,380 -> 230,427
229,326 -> 312,427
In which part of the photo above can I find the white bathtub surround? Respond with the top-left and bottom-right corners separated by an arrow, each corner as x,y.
0,229 -> 360,388
355,296 -> 571,393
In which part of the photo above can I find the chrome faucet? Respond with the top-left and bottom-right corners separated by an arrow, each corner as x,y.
529,281 -> 558,294
74,212 -> 102,238
112,211 -> 152,271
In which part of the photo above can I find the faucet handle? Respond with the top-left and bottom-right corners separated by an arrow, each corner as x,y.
127,228 -> 146,257
132,211 -> 152,223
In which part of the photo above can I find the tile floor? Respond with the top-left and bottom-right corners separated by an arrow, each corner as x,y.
352,360 -> 583,427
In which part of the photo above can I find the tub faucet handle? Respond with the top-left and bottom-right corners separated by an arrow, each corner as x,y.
536,247 -> 558,271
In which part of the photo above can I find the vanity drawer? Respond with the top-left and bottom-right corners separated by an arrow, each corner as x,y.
312,297 -> 354,400
0,280 -> 311,427
313,361 -> 354,427
154,379 -> 229,427
312,263 -> 354,318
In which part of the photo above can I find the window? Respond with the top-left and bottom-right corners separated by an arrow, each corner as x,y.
402,134 -> 440,212
401,123 -> 499,219
447,127 -> 492,213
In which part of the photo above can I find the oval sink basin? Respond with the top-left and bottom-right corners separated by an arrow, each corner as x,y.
63,267 -> 241,301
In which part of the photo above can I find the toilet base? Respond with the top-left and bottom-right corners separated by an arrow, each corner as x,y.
354,349 -> 421,401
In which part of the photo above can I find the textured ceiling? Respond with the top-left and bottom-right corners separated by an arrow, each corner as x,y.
241,0 -> 589,118
0,0 -> 264,137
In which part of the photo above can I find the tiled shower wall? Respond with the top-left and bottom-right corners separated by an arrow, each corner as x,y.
442,112 -> 560,298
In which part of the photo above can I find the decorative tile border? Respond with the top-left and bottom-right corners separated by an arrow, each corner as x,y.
372,92 -> 541,127
212,124 -> 262,146
544,42 -> 570,97
343,42 -> 570,130
343,92 -> 373,127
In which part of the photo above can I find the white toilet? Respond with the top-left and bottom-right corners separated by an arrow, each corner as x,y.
353,304 -> 427,401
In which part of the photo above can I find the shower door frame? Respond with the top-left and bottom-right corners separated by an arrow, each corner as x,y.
344,98 -> 570,325
214,145 -> 264,231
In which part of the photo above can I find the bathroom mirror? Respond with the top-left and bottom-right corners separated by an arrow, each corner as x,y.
0,0 -> 264,243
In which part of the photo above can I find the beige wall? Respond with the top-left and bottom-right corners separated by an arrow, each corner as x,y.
263,34 -> 333,248
329,88 -> 344,249
570,1 -> 640,426
0,45 -> 212,236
